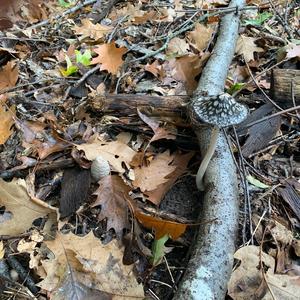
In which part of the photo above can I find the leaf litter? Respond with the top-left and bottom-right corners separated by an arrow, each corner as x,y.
0,0 -> 299,299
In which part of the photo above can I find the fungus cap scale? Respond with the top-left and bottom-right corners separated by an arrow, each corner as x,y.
190,93 -> 248,127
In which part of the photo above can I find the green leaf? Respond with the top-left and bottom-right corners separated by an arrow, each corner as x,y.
151,234 -> 169,266
57,0 -> 76,8
243,12 -> 273,26
75,49 -> 92,66
60,55 -> 78,77
246,175 -> 270,189
227,83 -> 245,94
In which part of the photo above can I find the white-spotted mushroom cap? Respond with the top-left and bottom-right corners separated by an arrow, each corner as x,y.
190,93 -> 249,127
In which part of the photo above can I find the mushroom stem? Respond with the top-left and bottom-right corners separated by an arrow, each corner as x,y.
196,126 -> 220,191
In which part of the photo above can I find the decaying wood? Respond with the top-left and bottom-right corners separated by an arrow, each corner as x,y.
88,94 -> 188,119
271,69 -> 300,105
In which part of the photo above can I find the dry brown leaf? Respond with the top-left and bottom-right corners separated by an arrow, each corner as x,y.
137,110 -> 176,143
133,151 -> 177,192
92,175 -> 130,239
0,96 -> 15,144
286,44 -> 300,59
91,42 -> 127,75
228,245 -> 300,300
38,232 -> 144,298
144,60 -> 165,78
146,152 -> 194,205
76,136 -> 136,173
135,209 -> 187,240
0,60 -> 18,91
73,19 -> 113,41
163,54 -> 209,94
0,178 -> 54,235
132,10 -> 157,24
187,23 -> 214,51
166,37 -> 190,57
236,35 -> 264,62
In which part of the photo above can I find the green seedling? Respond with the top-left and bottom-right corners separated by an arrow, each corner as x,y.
247,175 -> 270,189
75,49 -> 92,66
244,12 -> 273,26
151,234 -> 170,266
58,0 -> 76,8
60,55 -> 78,77
227,82 -> 245,94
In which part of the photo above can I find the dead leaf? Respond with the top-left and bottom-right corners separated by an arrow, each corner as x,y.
133,151 -> 177,192
0,60 -> 18,91
146,152 -> 194,205
76,135 -> 136,173
92,175 -> 130,239
0,178 -> 54,235
163,54 -> 209,94
228,245 -> 300,300
91,42 -> 127,75
187,23 -> 214,51
132,10 -> 157,24
166,37 -> 190,57
144,60 -> 165,78
135,209 -> 187,240
39,232 -> 144,298
236,35 -> 264,62
0,95 -> 15,144
137,110 -> 176,143
73,19 -> 113,41
286,44 -> 300,59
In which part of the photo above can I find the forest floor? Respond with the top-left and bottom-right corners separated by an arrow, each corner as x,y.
0,0 -> 299,299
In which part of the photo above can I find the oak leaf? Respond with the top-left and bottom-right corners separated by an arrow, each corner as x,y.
187,23 -> 214,51
92,175 -> 130,239
0,60 -> 18,91
73,19 -> 112,41
39,232 -> 144,298
135,209 -> 187,240
0,95 -> 15,144
236,35 -> 264,62
0,178 -> 54,235
166,37 -> 190,57
76,135 -> 136,173
286,44 -> 300,59
228,245 -> 300,300
146,152 -> 194,205
133,151 -> 177,192
91,42 -> 127,75
137,110 -> 176,143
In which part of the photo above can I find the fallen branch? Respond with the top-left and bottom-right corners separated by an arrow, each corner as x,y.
174,0 -> 246,299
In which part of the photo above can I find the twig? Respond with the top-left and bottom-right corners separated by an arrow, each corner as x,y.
74,65 -> 100,88
268,0 -> 293,39
244,60 -> 288,112
232,126 -> 253,244
243,105 -> 300,129
232,58 -> 289,97
132,6 -> 257,62
6,250 -> 39,295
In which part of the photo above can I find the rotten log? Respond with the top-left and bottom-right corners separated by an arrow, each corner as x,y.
271,69 -> 300,106
88,94 -> 189,119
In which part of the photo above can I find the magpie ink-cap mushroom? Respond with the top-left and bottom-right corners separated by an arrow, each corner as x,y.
189,93 -> 249,190
190,92 -> 249,128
